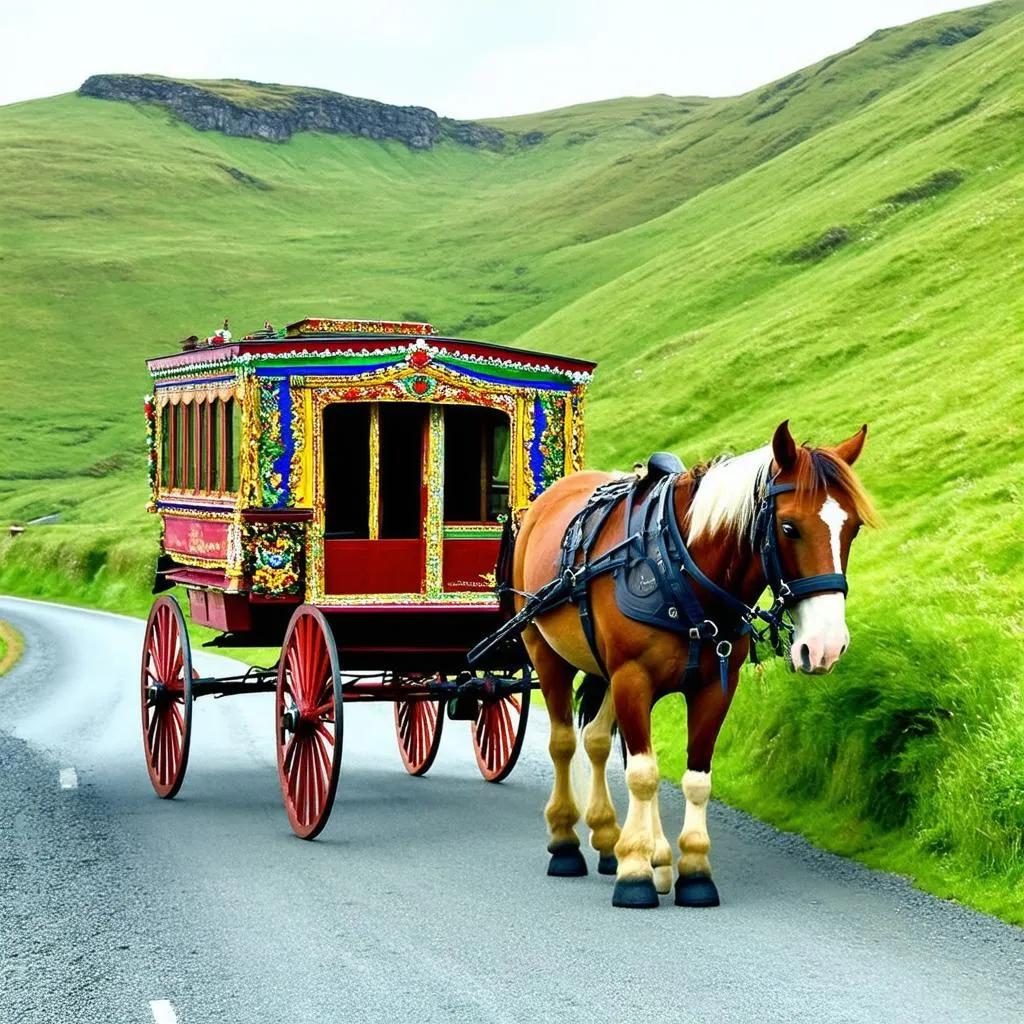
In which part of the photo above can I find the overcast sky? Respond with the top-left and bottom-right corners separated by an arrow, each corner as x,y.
1,0 -> 980,118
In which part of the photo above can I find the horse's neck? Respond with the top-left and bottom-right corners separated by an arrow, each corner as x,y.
674,475 -> 765,607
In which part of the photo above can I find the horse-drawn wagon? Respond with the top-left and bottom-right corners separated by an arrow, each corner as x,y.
141,317 -> 594,838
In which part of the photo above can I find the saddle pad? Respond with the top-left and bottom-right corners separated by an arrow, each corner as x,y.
613,474 -> 693,635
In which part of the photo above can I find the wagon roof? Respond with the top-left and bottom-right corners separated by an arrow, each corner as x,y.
146,317 -> 597,384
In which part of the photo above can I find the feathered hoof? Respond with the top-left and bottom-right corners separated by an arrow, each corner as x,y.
612,877 -> 660,909
674,872 -> 720,908
547,843 -> 588,877
597,853 -> 618,875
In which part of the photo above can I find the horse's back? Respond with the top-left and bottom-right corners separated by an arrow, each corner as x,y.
513,470 -> 615,594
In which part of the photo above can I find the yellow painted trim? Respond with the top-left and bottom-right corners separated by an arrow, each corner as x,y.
320,592 -> 498,607
425,405 -> 444,598
162,550 -> 228,570
368,404 -> 380,540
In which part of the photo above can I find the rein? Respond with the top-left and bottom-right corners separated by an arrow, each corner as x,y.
469,470 -> 850,692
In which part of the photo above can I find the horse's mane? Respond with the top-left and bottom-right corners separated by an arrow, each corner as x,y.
685,442 -> 879,545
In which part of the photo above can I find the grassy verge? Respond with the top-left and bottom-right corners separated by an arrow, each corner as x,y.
0,527 -> 278,668
653,606 -> 1024,925
0,618 -> 24,675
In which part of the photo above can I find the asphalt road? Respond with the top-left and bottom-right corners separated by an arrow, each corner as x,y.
1,596 -> 1023,1024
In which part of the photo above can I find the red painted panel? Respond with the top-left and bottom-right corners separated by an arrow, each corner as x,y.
188,589 -> 252,631
163,516 -> 229,561
325,539 -> 424,595
442,539 -> 500,593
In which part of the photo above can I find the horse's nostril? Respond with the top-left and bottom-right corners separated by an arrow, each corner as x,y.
800,644 -> 812,673
840,643 -> 848,656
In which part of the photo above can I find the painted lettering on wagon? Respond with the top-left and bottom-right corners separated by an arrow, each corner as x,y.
164,517 -> 229,561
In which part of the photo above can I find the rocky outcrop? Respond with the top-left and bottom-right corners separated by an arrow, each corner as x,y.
78,74 -> 525,151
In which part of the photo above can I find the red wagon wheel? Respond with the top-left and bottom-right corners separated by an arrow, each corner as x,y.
394,694 -> 445,776
141,595 -> 193,799
276,606 -> 343,840
471,673 -> 531,783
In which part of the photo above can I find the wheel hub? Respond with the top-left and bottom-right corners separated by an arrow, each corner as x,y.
281,704 -> 302,733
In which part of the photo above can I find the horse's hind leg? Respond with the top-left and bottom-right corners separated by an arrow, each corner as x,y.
525,626 -> 587,877
580,680 -> 621,874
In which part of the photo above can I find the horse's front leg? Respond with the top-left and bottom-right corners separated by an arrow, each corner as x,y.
675,678 -> 735,907
610,662 -> 660,908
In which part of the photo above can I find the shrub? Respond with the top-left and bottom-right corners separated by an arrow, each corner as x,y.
785,225 -> 853,263
884,169 -> 964,207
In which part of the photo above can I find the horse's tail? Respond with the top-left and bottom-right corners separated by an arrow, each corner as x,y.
495,509 -> 518,621
574,674 -> 626,766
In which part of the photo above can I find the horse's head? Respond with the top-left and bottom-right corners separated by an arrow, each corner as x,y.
769,420 -> 878,675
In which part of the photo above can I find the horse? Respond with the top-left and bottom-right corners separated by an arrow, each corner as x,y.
511,420 -> 879,908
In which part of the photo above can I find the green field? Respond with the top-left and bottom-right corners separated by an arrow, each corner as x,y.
2,2 -> 1024,919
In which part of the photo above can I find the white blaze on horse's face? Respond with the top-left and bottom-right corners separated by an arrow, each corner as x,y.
790,496 -> 851,675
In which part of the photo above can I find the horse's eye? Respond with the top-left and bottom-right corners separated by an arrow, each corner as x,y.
781,521 -> 800,539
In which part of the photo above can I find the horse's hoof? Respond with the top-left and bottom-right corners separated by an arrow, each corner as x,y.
612,877 -> 660,909
653,865 -> 673,894
674,872 -> 720,907
597,854 -> 618,875
547,843 -> 588,877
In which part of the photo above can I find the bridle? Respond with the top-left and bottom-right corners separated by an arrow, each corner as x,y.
684,476 -> 850,690
753,480 -> 849,606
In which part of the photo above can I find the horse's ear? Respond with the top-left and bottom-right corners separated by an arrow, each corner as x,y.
832,424 -> 868,466
772,420 -> 797,472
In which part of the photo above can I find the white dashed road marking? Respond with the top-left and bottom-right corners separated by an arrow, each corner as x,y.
59,767 -> 78,789
150,999 -> 178,1024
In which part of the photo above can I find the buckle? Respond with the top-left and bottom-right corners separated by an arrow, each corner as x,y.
689,619 -> 718,640
716,640 -> 733,659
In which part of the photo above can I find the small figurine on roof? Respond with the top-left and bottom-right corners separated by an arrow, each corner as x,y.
206,318 -> 232,346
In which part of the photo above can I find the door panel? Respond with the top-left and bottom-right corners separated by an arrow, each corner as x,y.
441,538 -> 501,593
325,539 -> 424,595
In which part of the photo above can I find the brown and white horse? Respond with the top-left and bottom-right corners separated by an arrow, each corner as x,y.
513,421 -> 878,908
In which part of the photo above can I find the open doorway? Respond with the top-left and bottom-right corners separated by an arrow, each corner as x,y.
443,406 -> 510,523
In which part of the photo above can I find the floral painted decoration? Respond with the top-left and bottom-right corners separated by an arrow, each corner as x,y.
257,379 -> 287,507
247,521 -> 305,597
144,394 -> 157,510
405,340 -> 434,368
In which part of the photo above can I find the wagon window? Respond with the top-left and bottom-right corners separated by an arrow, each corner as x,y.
199,401 -> 211,491
173,404 -> 185,488
184,403 -> 197,490
209,400 -> 221,491
443,406 -> 511,522
323,402 -> 371,538
224,398 -> 241,493
160,405 -> 171,489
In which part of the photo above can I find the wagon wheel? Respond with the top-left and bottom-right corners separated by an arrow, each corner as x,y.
141,595 -> 193,799
276,605 -> 343,840
394,691 -> 445,776
471,670 -> 532,783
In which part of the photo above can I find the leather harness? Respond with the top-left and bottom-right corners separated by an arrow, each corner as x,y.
468,454 -> 849,690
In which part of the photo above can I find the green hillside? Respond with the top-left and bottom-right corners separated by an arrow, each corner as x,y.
2,2 -> 1024,918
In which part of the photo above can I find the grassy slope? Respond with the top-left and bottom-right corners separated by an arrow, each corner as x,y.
2,2 -> 1023,918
